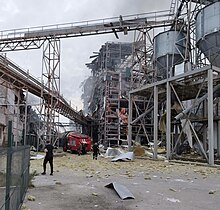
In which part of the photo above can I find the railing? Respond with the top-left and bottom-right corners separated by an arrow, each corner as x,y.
0,10 -> 171,41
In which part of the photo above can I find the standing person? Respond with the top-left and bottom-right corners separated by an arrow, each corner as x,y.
77,142 -> 82,156
42,140 -> 54,175
92,142 -> 99,160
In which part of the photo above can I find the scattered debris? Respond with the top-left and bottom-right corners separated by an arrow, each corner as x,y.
169,188 -> 177,192
30,154 -> 44,160
133,145 -> 145,156
111,152 -> 134,162
55,181 -> 62,185
166,197 -> 180,203
27,195 -> 36,201
145,151 -> 166,160
21,204 -> 29,210
105,147 -> 123,158
209,190 -> 216,194
105,182 -> 135,200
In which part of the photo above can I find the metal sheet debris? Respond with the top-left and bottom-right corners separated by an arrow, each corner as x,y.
105,147 -> 123,157
105,182 -> 135,200
30,154 -> 44,160
111,152 -> 134,162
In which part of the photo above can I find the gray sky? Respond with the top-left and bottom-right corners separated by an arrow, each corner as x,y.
0,0 -> 170,110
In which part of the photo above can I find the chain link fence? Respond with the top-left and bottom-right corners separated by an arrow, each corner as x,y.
0,121 -> 30,210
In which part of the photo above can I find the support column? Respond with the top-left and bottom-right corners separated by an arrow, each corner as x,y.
42,38 -> 61,143
217,120 -> 220,157
24,89 -> 28,146
153,85 -> 158,159
128,93 -> 133,151
166,82 -> 171,159
208,69 -> 214,165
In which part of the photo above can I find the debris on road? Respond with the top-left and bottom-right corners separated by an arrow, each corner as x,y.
27,195 -> 36,201
105,182 -> 135,200
209,189 -> 216,194
111,152 -> 134,162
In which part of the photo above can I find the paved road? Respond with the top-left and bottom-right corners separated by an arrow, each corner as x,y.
22,153 -> 220,210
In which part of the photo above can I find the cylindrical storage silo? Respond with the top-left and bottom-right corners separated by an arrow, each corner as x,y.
196,1 -> 220,67
153,30 -> 186,78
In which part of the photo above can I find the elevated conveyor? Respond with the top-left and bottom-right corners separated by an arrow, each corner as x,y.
0,55 -> 88,125
0,10 -> 173,51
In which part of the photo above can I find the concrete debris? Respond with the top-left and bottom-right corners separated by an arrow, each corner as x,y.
21,204 -> 29,210
27,195 -> 36,201
92,192 -> 98,196
55,181 -> 62,185
105,182 -> 135,200
209,190 -> 216,194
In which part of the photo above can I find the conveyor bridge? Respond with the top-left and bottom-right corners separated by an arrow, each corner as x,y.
0,55 -> 89,125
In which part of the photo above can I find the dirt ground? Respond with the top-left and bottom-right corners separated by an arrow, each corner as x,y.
22,150 -> 220,210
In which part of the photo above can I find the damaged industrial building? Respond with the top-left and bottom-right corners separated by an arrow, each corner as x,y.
1,0 -> 220,209
82,0 -> 220,166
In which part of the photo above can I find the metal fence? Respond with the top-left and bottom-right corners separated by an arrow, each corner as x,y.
0,121 -> 30,210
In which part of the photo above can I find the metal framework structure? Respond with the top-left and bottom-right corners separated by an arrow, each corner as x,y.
86,42 -> 133,147
42,38 -> 61,141
0,10 -> 174,143
0,54 -> 89,145
127,0 -> 220,165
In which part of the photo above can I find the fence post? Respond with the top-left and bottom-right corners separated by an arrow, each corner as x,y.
20,146 -> 25,204
5,120 -> 13,210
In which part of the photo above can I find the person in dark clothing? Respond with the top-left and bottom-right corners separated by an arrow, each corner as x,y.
42,140 -> 54,175
92,142 -> 99,160
77,142 -> 82,156
81,143 -> 87,154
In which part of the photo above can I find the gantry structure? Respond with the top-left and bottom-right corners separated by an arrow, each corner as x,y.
0,10 -> 174,142
0,54 -> 89,145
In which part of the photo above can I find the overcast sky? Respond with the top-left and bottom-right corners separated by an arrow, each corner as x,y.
0,0 -> 170,110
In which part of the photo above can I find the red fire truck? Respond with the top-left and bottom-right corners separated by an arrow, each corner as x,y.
62,131 -> 92,154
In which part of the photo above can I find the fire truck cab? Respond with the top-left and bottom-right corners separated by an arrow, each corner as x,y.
62,131 -> 92,154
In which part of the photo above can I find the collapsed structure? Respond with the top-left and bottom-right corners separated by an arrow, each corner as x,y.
83,42 -> 132,147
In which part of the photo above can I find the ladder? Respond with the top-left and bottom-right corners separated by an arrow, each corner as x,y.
169,0 -> 177,18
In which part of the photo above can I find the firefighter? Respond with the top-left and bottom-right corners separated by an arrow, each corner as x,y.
92,142 -> 99,160
42,140 -> 54,175
77,142 -> 82,156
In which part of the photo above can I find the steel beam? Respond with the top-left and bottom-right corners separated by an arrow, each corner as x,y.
208,69 -> 214,165
166,81 -> 171,159
153,85 -> 158,159
0,11 -> 173,52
